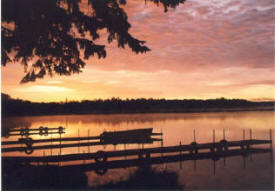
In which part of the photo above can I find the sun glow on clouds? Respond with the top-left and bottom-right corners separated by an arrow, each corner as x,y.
46,80 -> 64,84
15,85 -> 73,93
1,0 -> 275,102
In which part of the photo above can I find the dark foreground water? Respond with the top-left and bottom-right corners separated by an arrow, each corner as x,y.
2,111 -> 274,189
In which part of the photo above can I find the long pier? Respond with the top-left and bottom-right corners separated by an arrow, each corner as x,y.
2,147 -> 272,176
60,148 -> 272,170
2,128 -> 163,154
3,139 -> 271,163
4,126 -> 65,137
2,138 -> 162,153
2,133 -> 163,146
2,128 -> 273,177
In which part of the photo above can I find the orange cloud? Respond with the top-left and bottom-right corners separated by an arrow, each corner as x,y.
2,0 -> 275,102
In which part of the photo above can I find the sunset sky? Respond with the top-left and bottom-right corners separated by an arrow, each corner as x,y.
1,0 -> 275,102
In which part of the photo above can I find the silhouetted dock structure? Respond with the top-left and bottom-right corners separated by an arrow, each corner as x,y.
3,139 -> 271,163
2,128 -> 273,177
2,128 -> 163,154
4,126 -> 65,137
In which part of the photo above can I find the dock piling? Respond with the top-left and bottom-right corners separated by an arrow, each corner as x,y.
78,128 -> 80,153
88,129 -> 90,153
124,144 -> 127,159
223,128 -> 226,165
51,134 -> 53,156
213,129 -> 215,143
269,129 -> 273,163
43,151 -> 46,165
59,132 -> 62,156
193,129 -> 196,142
161,128 -> 164,158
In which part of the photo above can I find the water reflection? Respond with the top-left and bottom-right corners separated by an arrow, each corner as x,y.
3,163 -> 182,190
96,166 -> 182,190
2,148 -> 272,190
3,111 -> 275,129
2,111 -> 274,189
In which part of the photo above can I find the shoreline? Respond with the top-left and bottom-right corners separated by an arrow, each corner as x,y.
3,106 -> 274,118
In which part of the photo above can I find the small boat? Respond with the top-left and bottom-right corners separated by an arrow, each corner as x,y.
100,128 -> 154,144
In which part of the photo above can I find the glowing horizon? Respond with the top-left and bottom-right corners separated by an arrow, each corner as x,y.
2,0 -> 275,102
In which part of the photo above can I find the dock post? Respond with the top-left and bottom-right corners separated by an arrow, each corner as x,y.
51,134 -> 53,156
124,144 -> 127,159
161,140 -> 164,158
213,129 -> 216,152
88,129 -> 90,153
58,152 -> 60,167
193,129 -> 197,170
249,129 -> 253,161
247,128 -> 252,152
270,129 -> 272,141
78,128 -> 80,153
59,131 -> 62,156
46,152 -> 48,166
213,129 -> 215,143
242,129 -> 245,150
43,151 -> 45,165
270,128 -> 273,150
179,141 -> 182,169
179,141 -> 182,156
212,129 -> 216,175
160,127 -> 163,145
193,129 -> 196,142
270,129 -> 273,163
161,128 -> 163,158
59,152 -> 62,166
223,128 -> 226,166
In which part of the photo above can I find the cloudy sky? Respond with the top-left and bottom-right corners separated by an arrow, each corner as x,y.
2,0 -> 275,102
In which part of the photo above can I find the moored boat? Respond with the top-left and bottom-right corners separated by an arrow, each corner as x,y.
100,128 -> 154,144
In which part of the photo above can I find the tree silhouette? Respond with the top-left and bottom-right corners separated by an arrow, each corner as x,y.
1,0 -> 185,83
3,93 -> 273,117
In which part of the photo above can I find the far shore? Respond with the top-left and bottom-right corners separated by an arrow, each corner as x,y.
3,106 -> 274,118
2,94 -> 274,117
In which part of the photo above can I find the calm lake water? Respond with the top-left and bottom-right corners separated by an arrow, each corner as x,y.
2,111 -> 274,189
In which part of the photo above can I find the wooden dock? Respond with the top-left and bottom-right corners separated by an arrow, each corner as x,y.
2,128 -> 273,176
3,139 -> 272,163
2,128 -> 163,154
4,126 -> 65,137
2,147 -> 272,176
2,138 -> 162,153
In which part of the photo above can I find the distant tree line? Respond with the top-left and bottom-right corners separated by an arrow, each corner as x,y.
2,93 -> 274,117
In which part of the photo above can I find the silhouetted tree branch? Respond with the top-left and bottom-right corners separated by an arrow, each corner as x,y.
1,0 -> 185,83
